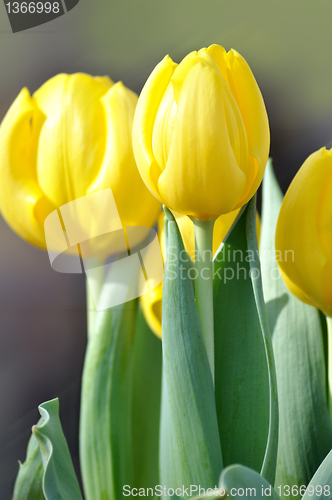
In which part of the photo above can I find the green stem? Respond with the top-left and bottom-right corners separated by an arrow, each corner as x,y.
327,316 -> 332,418
193,219 -> 215,384
85,258 -> 105,339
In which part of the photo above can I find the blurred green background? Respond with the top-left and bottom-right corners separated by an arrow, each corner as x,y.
1,0 -> 332,497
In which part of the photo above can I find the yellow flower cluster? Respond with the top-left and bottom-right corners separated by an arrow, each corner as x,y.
0,45 -> 268,244
0,44 -> 270,329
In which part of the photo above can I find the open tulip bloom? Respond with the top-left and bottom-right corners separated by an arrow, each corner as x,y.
1,45 -> 332,500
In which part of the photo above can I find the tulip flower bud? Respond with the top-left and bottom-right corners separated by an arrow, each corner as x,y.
275,147 -> 332,316
141,209 -> 261,337
133,44 -> 270,220
0,73 -> 161,254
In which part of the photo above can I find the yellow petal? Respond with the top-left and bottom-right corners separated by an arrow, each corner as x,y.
140,281 -> 163,338
279,267 -> 318,310
171,50 -> 219,103
318,153 -> 332,262
0,88 -> 54,248
34,73 -> 110,206
132,56 -> 177,201
88,82 -> 161,229
158,62 -> 247,219
152,82 -> 177,172
206,44 -> 229,80
140,212 -> 165,338
176,214 -> 196,260
93,75 -> 114,88
323,260 -> 332,317
225,50 -> 269,204
170,51 -> 200,103
207,45 -> 269,205
212,210 -> 260,256
256,212 -> 261,245
276,148 -> 332,313
318,156 -> 332,312
213,209 -> 240,254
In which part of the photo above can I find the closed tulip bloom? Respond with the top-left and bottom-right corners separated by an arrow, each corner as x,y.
141,209 -> 261,337
0,73 -> 161,252
275,147 -> 332,317
133,44 -> 270,220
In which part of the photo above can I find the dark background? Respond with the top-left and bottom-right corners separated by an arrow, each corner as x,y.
1,0 -> 332,497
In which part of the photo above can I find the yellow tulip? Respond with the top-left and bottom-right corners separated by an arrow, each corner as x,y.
132,44 -> 270,220
141,209 -> 261,337
0,73 -> 161,254
275,147 -> 332,317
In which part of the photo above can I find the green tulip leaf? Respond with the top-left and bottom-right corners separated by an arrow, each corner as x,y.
301,449 -> 332,500
213,196 -> 278,485
160,207 -> 223,492
159,368 -> 173,493
13,431 -> 45,500
260,160 -> 332,497
31,399 -> 83,500
80,299 -> 138,500
246,196 -> 279,484
131,306 -> 162,490
219,464 -> 280,500
159,209 -> 173,494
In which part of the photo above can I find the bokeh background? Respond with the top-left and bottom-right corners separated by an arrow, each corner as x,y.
1,0 -> 332,497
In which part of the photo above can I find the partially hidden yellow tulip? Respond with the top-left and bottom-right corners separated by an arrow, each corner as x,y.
275,147 -> 332,317
0,73 -> 161,254
132,44 -> 270,220
141,209 -> 261,337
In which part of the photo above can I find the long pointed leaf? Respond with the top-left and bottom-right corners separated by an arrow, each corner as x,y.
213,199 -> 272,479
219,464 -> 280,500
302,449 -> 332,500
13,432 -> 44,500
160,209 -> 223,491
246,196 -> 278,485
32,399 -> 83,500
